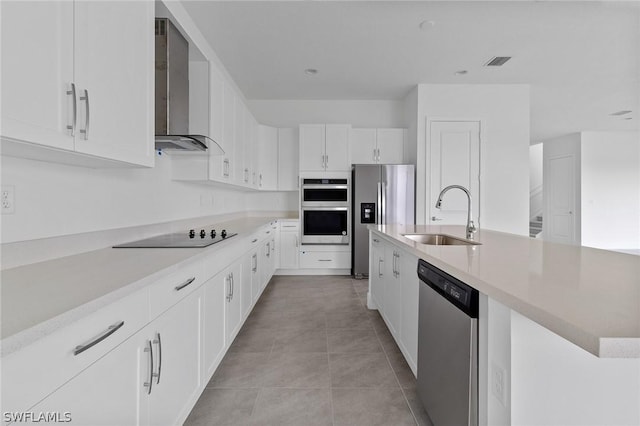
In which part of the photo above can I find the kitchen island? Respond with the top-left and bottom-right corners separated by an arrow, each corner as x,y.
369,224 -> 640,425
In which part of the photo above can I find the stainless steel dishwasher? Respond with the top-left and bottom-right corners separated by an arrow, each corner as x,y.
417,259 -> 479,426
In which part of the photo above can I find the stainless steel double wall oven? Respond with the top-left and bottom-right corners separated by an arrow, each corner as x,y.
301,178 -> 350,245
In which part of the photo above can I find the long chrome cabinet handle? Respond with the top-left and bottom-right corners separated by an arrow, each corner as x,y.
66,83 -> 77,136
377,148 -> 381,162
395,252 -> 400,277
175,277 -> 196,291
251,238 -> 258,243
318,259 -> 332,262
73,321 -> 124,355
378,258 -> 384,277
252,253 -> 257,272
230,273 -> 234,300
79,89 -> 89,140
144,340 -> 153,394
153,333 -> 162,384
325,154 -> 328,167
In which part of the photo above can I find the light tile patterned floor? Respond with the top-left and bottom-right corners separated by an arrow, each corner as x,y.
184,275 -> 431,426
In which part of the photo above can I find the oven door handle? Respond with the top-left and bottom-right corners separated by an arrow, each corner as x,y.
301,185 -> 349,190
301,206 -> 348,211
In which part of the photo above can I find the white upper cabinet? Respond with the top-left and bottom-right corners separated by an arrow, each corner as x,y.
221,81 -> 236,180
376,128 -> 405,164
277,128 -> 299,191
1,0 -> 154,168
350,128 -> 405,164
299,124 -> 350,172
1,1 -> 74,151
258,125 -> 279,190
233,98 -> 246,185
350,129 -> 377,164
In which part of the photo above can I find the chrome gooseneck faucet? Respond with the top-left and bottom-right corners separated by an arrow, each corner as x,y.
435,185 -> 477,239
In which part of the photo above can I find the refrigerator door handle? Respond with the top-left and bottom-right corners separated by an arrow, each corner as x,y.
380,181 -> 386,225
377,182 -> 382,224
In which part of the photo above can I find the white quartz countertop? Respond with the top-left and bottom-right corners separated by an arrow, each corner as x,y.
370,224 -> 640,358
1,217 -> 280,356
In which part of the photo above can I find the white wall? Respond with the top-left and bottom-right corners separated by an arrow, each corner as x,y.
580,131 -> 640,251
0,154 -> 248,244
415,84 -> 530,235
247,99 -> 406,128
511,311 -> 640,426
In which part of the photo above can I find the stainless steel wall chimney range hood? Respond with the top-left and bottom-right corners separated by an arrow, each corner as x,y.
155,18 -> 224,154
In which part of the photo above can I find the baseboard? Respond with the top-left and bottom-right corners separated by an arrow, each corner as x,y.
275,269 -> 351,276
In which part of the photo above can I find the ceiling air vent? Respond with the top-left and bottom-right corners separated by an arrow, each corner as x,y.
484,56 -> 512,67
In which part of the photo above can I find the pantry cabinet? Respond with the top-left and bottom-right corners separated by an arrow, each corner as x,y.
350,128 -> 405,164
299,124 -> 350,172
1,0 -> 154,168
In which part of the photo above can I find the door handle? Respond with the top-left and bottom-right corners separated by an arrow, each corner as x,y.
144,340 -> 154,395
378,258 -> 384,277
174,277 -> 196,291
66,83 -> 77,136
79,89 -> 90,140
153,333 -> 162,384
431,216 -> 443,221
73,321 -> 124,355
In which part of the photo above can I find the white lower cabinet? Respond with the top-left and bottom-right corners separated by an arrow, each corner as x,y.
146,288 -> 203,426
27,331 -> 146,426
241,252 -> 253,318
223,262 -> 243,347
279,225 -> 300,270
203,273 -> 226,381
368,233 -> 419,374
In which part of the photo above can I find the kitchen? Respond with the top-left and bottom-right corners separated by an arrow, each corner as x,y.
1,1 -> 639,426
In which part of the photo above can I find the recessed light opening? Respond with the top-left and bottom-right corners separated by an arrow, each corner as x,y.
484,56 -> 512,67
304,68 -> 318,75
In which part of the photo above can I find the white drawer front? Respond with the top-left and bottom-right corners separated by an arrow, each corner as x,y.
149,260 -> 204,320
2,288 -> 149,415
280,222 -> 300,232
299,251 -> 351,269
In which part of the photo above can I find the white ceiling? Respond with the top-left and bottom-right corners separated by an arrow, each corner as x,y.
182,1 -> 639,142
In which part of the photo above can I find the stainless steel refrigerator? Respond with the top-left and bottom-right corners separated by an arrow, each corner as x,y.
352,164 -> 415,277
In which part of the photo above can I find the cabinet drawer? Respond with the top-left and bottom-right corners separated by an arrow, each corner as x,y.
280,221 -> 300,232
2,288 -> 149,414
149,260 -> 204,320
299,251 -> 351,269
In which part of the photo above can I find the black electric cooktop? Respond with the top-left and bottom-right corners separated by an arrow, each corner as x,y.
113,229 -> 237,248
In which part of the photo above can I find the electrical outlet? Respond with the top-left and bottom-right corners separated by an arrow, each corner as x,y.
491,362 -> 507,407
1,186 -> 15,214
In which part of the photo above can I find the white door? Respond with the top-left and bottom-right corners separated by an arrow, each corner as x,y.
1,1 -> 75,150
376,128 -> 404,164
279,231 -> 300,269
28,331 -> 145,426
203,274 -> 226,379
73,1 -> 153,166
299,124 -> 326,171
225,262 -> 243,346
277,128 -> 300,190
350,128 -> 377,164
148,290 -> 202,426
546,154 -> 577,245
384,247 -> 401,339
325,124 -> 350,171
258,125 -> 279,190
429,121 -> 481,226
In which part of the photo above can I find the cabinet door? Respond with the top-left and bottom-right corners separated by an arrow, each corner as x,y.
204,273 -> 226,380
221,82 -> 235,180
225,262 -> 243,346
1,1 -> 74,150
350,129 -> 377,164
250,249 -> 261,303
369,239 -> 385,311
28,331 -> 146,426
299,124 -> 326,171
241,252 -> 253,318
209,66 -> 227,182
399,249 -> 419,374
376,129 -> 404,164
279,231 -> 300,269
383,247 -> 402,338
233,99 -> 245,185
260,240 -> 272,291
278,128 -> 299,191
324,124 -> 350,171
258,125 -> 279,190
73,1 -> 153,166
243,108 -> 254,186
148,290 -> 202,426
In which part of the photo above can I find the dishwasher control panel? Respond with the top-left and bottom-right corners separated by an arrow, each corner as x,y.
418,259 -> 478,317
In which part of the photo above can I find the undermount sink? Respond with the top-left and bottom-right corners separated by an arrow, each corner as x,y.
401,233 -> 482,246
